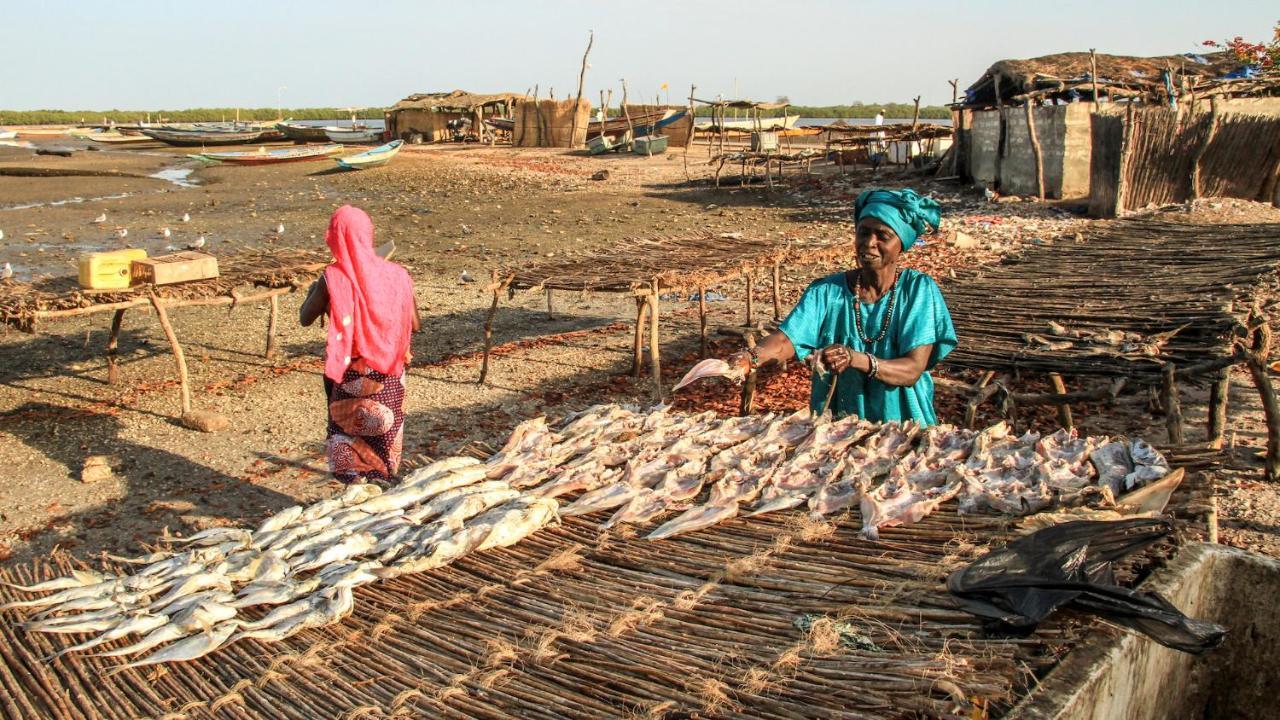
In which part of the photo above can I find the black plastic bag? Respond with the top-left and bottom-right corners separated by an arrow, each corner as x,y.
947,518 -> 1226,654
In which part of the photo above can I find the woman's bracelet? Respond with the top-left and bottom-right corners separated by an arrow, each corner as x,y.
865,352 -> 880,379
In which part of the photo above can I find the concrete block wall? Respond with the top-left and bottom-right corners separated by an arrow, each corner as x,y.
967,104 -> 1094,199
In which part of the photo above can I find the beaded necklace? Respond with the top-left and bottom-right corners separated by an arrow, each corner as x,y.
853,268 -> 901,344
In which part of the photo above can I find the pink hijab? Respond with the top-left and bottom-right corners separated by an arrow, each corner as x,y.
322,205 -> 415,382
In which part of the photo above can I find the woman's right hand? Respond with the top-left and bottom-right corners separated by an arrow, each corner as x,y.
727,351 -> 753,377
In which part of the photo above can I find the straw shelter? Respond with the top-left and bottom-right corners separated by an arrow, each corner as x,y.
954,50 -> 1280,200
513,98 -> 591,148
385,90 -> 521,143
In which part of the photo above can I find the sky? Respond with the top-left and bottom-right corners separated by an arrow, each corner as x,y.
4,1 -> 1276,110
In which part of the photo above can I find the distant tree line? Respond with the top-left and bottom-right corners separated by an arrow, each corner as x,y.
690,102 -> 951,119
0,107 -> 387,126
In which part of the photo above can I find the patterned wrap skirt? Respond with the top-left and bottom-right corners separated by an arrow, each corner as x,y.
324,358 -> 406,483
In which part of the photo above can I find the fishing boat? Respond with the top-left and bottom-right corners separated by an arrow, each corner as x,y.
86,132 -> 155,144
194,144 -> 342,165
694,114 -> 802,133
587,109 -> 668,139
334,140 -> 403,170
484,117 -> 515,133
141,128 -> 266,146
276,121 -> 331,143
0,130 -> 15,140
324,126 -> 384,144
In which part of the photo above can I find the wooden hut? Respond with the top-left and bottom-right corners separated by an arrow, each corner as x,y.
954,51 -> 1280,202
385,90 -> 521,143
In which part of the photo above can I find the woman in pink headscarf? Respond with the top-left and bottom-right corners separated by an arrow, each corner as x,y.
301,205 -> 419,484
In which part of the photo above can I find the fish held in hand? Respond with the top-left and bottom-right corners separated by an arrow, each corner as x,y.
672,358 -> 746,392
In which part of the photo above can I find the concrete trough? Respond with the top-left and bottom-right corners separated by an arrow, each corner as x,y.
1009,543 -> 1280,719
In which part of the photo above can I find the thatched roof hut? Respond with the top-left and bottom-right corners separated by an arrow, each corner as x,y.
962,51 -> 1273,107
386,90 -> 521,143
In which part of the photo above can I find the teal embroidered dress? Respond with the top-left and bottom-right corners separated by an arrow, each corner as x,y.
779,269 -> 957,425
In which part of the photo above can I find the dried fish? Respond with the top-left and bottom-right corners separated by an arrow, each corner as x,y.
672,358 -> 745,392
107,621 -> 238,675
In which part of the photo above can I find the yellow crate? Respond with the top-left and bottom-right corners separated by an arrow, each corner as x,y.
78,248 -> 147,290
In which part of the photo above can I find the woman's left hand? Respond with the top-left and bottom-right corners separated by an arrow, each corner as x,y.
820,344 -> 857,373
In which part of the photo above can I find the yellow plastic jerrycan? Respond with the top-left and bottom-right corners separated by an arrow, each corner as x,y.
78,248 -> 147,290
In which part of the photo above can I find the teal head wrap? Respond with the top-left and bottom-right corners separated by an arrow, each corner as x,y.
854,188 -> 942,251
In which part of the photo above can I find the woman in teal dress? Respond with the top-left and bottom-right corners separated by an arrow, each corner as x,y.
728,188 -> 957,425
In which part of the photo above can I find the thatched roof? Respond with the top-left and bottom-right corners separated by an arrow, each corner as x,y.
692,98 -> 790,110
962,51 -> 1264,107
390,90 -> 522,113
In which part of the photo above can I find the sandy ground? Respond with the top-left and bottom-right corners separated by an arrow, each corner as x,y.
1,135 -> 1279,567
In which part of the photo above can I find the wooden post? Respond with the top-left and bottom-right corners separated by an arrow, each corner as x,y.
1163,363 -> 1184,445
1116,103 -> 1136,213
744,275 -> 754,326
147,292 -> 191,416
265,293 -> 279,359
909,95 -> 921,164
948,79 -> 958,105
1191,95 -> 1219,200
648,281 -> 662,401
478,271 -> 504,385
1241,313 -> 1280,481
964,370 -> 997,429
697,285 -> 708,356
993,74 -> 1004,190
632,294 -> 648,377
1208,371 -> 1229,449
1025,101 -> 1046,201
1048,373 -> 1073,429
771,262 -> 782,323
683,84 -> 696,181
106,309 -> 125,384
545,288 -> 554,319
1090,49 -> 1100,110
739,334 -> 757,416
620,79 -> 634,147
568,31 -> 594,149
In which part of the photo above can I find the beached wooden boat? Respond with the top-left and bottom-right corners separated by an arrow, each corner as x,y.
141,128 -> 266,146
276,121 -> 331,143
85,131 -> 154,144
587,109 -> 668,139
694,114 -> 802,132
484,117 -> 515,132
0,130 -> 15,140
324,126 -> 384,144
194,144 -> 342,165
334,140 -> 403,170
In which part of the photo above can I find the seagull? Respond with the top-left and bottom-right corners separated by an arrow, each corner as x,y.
161,227 -> 171,238
460,270 -> 475,283
92,213 -> 107,224
0,229 -> 4,241
460,224 -> 473,236
116,228 -> 128,239
181,213 -> 191,223
276,223 -> 285,236
165,245 -> 177,252
189,236 -> 206,250
1,263 -> 12,280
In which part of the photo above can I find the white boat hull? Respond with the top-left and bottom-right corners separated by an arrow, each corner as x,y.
324,127 -> 384,144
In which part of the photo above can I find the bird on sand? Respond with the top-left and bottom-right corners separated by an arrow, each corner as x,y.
161,227 -> 171,238
189,236 -> 206,250
92,213 -> 107,224
1,263 -> 13,280
460,223 -> 473,236
181,213 -> 191,223
0,229 -> 4,241
460,270 -> 475,283
276,223 -> 285,236
116,228 -> 128,239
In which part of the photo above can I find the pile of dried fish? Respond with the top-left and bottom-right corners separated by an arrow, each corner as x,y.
4,403 -> 1171,672
2,462 -> 557,671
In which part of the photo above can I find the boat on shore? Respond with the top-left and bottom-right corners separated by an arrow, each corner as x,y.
694,114 -> 802,133
335,140 -> 403,170
0,130 -> 15,140
87,132 -> 154,144
276,121 -> 332,143
587,109 -> 669,139
194,144 -> 342,165
140,128 -> 267,146
324,126 -> 384,144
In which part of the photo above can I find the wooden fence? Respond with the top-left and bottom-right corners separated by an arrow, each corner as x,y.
1089,107 -> 1280,217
